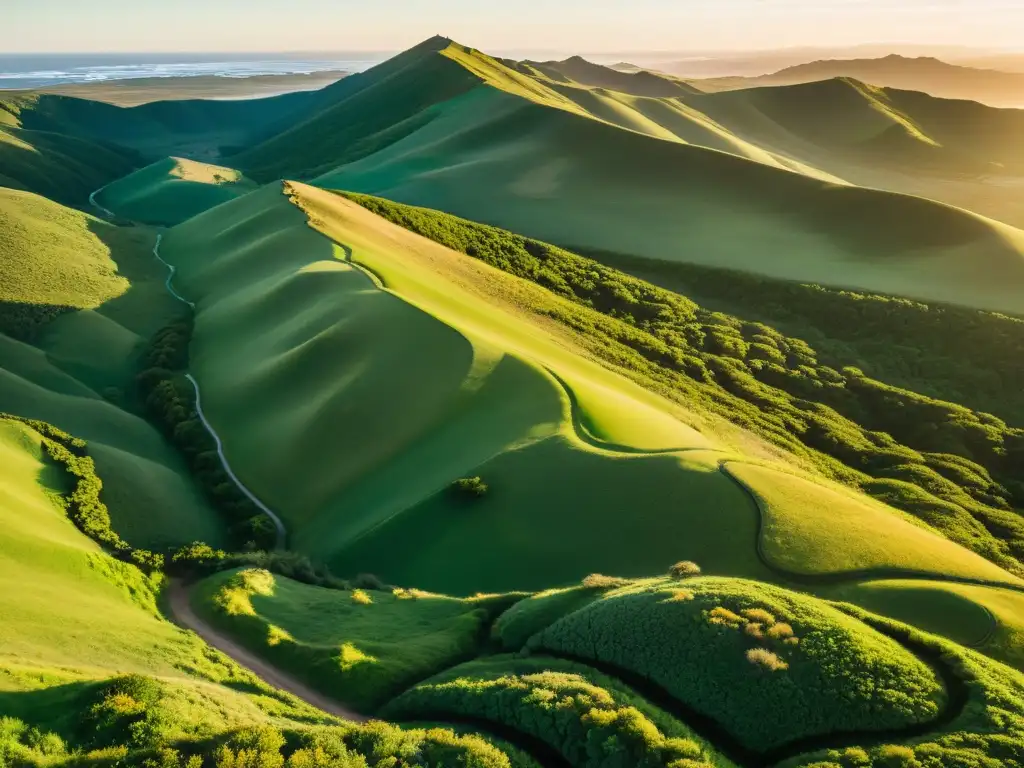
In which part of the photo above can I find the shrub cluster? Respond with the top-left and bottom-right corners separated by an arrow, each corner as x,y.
527,577 -> 945,752
0,413 -> 163,572
136,316 -> 276,551
0,299 -> 75,341
343,193 -> 1024,577
383,656 -> 722,768
168,543 -> 388,594
450,476 -> 489,500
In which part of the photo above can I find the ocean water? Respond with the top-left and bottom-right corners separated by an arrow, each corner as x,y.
0,52 -> 388,89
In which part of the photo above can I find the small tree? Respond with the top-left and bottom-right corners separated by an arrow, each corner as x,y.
668,560 -> 702,579
450,476 -> 488,500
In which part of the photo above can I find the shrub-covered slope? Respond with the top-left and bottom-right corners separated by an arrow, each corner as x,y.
340,193 -> 1024,583
525,577 -> 945,752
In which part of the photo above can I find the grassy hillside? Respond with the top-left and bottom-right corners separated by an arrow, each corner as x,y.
0,114 -> 139,206
161,182 -> 755,592
268,44 -> 1024,315
0,188 -> 225,549
0,89 -> 318,165
828,579 -> 1024,671
339,193 -> 1024,584
193,567 -> 516,711
0,416 -> 534,768
94,157 -> 258,225
157,183 -> 1021,600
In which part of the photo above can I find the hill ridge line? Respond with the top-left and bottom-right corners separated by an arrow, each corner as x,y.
718,459 -> 1024,596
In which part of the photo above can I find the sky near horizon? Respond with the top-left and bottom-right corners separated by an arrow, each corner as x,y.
7,0 -> 1024,53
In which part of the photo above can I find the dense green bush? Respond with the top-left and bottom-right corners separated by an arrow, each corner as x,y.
0,684 -> 536,768
136,317 -> 275,551
382,656 -> 729,768
343,193 -> 1024,577
450,476 -> 489,500
0,413 -> 163,572
778,603 -> 1024,767
0,299 -> 75,341
527,577 -> 945,752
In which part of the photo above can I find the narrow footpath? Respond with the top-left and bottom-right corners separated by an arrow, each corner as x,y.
167,580 -> 367,722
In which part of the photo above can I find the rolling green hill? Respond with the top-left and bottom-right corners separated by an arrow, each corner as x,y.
157,182 -> 1022,600
0,188 -> 226,550
0,88 -> 318,168
233,40 -> 1024,313
0,96 -> 140,206
94,157 -> 258,225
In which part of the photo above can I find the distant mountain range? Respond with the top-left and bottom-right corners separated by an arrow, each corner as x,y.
696,54 -> 1024,108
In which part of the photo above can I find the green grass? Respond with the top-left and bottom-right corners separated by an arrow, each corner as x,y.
0,188 -> 129,314
726,461 -> 1018,583
828,579 -> 1024,672
94,157 -> 258,225
192,568 -> 507,711
0,418 -> 334,736
383,655 -> 736,768
0,418 -> 533,768
316,74 -> 1024,316
527,576 -> 946,752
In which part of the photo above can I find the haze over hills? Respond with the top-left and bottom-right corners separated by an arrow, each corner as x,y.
697,54 -> 1024,108
1,29 -> 1024,768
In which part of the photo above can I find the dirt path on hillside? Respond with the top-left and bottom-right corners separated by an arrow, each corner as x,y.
166,580 -> 367,722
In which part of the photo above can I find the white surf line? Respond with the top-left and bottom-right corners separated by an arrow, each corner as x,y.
151,234 -> 287,550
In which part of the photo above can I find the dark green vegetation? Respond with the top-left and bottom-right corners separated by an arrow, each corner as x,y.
383,656 -> 732,768
0,674 -> 537,768
0,413 -> 163,572
526,578 -> 944,752
343,192 -> 1024,579
136,317 -> 276,550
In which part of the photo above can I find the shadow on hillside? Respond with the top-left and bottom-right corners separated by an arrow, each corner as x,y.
0,678 -> 100,733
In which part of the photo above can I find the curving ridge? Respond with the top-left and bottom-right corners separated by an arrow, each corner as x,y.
718,459 -> 1024,596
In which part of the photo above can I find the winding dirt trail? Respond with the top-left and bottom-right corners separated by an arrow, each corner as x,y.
167,580 -> 367,722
